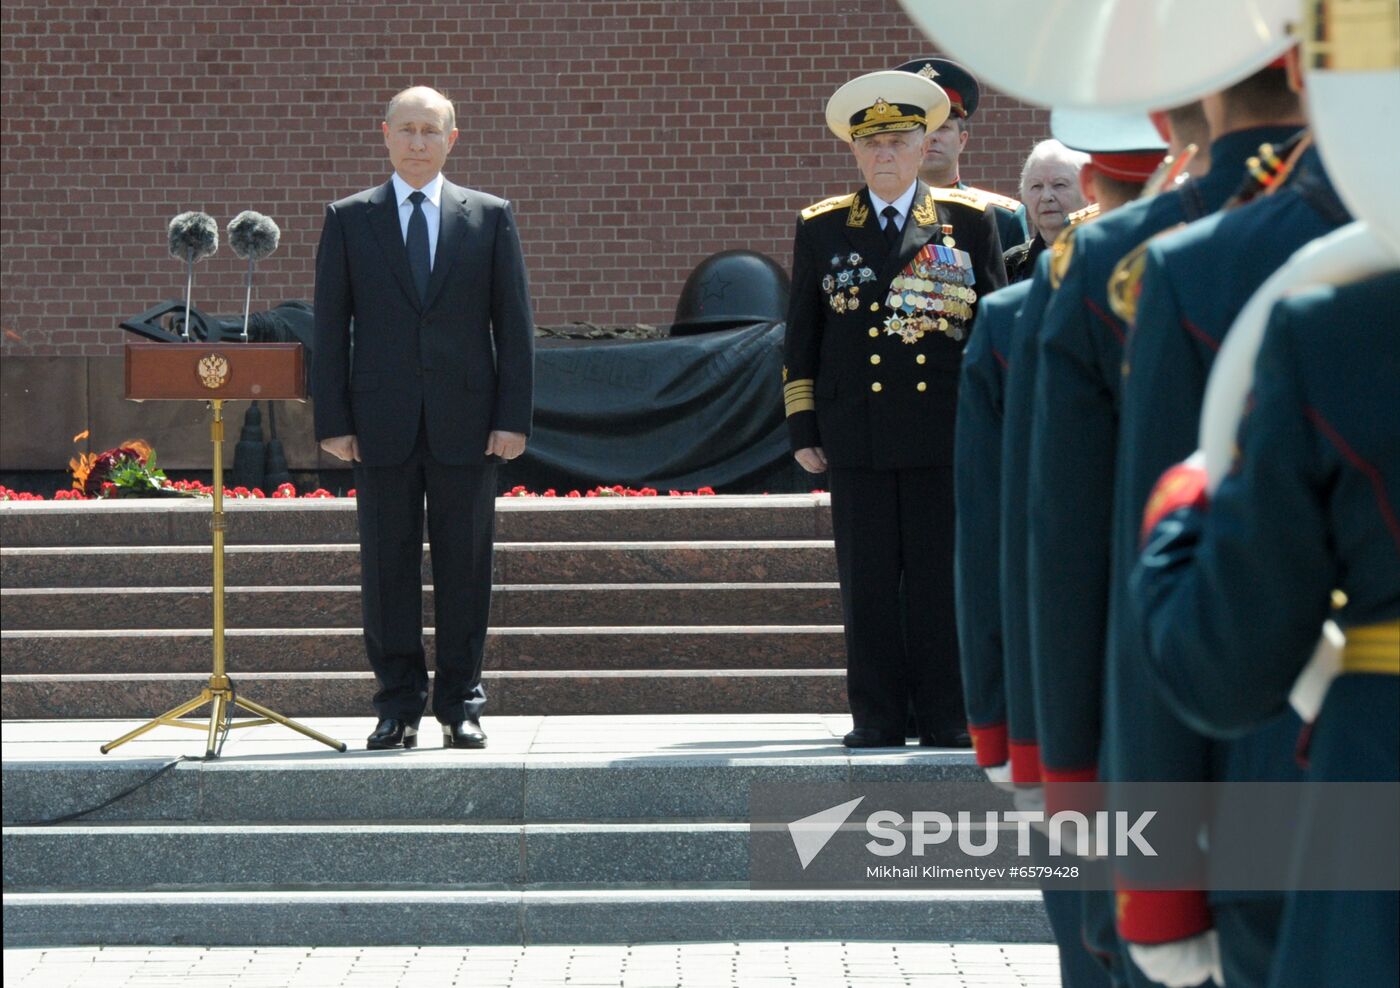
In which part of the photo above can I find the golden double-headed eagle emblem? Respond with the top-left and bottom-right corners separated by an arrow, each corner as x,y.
198,353 -> 230,390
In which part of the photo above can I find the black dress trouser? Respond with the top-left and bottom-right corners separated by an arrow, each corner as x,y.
829,464 -> 965,736
353,416 -> 497,723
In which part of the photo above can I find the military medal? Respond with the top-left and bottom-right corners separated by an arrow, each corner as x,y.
879,241 -> 979,342
823,254 -> 867,313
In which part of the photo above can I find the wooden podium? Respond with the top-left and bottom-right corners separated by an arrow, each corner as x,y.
102,343 -> 346,756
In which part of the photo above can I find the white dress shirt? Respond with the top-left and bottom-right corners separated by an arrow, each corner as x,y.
867,181 -> 919,235
390,171 -> 444,269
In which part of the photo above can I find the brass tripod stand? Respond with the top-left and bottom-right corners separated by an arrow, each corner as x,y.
102,397 -> 346,756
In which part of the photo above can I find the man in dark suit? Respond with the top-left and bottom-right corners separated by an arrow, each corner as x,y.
784,70 -> 1006,748
312,86 -> 534,751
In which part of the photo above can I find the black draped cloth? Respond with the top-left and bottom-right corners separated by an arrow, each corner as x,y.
499,321 -> 812,494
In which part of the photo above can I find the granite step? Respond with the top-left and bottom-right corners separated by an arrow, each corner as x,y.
0,626 -> 845,674
0,668 -> 848,720
0,495 -> 833,548
0,889 -> 1051,947
0,582 -> 843,631
0,719 -> 1046,948
2,822 -> 760,890
0,541 -> 837,589
0,716 -> 975,825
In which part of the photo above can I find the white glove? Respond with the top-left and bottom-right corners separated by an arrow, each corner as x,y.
1012,784 -> 1045,815
984,763 -> 1016,793
1129,929 -> 1223,987
1025,785 -> 1106,859
1289,621 -> 1344,723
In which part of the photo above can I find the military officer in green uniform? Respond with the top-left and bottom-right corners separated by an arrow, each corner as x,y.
896,57 -> 1028,250
784,69 -> 1006,747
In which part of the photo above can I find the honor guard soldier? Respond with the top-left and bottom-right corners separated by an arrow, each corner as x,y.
987,110 -> 1165,988
1130,2 -> 1400,981
1090,63 -> 1322,984
784,69 -> 1006,748
958,276 -> 1117,988
1021,66 -> 1301,986
1133,269 -> 1400,988
896,57 -> 1029,250
1106,59 -> 1349,987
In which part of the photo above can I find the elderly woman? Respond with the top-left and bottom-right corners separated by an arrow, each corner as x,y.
1004,139 -> 1090,282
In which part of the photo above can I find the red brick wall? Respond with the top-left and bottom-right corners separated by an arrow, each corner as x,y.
0,0 -> 1050,357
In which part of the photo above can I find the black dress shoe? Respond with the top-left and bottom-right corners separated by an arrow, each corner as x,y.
919,729 -> 973,749
366,718 -> 419,750
842,728 -> 906,748
443,718 -> 487,749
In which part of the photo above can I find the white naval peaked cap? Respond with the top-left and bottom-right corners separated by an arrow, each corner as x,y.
825,70 -> 951,143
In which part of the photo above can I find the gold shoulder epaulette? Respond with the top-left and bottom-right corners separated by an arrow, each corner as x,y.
1048,225 -> 1078,290
1067,203 -> 1100,227
1107,241 -> 1150,323
1106,222 -> 1188,321
926,187 -> 989,212
801,193 -> 857,221
958,185 -> 1023,213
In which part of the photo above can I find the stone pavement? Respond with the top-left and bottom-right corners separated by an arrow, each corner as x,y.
2,942 -> 1062,986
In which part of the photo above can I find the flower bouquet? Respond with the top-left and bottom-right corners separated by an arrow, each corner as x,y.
70,439 -> 183,498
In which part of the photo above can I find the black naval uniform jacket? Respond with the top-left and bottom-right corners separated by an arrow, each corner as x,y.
783,180 -> 1006,466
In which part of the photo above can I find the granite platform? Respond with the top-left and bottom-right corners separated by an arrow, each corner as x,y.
1,715 -> 1050,947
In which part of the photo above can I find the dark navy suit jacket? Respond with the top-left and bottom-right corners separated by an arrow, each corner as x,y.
312,177 -> 534,467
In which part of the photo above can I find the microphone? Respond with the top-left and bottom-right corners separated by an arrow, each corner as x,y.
167,211 -> 218,341
167,211 -> 218,262
227,211 -> 281,340
227,210 -> 280,262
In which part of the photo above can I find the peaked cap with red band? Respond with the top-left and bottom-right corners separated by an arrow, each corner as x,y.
894,57 -> 981,119
1050,108 -> 1168,183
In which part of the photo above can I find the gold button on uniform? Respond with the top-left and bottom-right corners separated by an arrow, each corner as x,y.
916,354 -> 926,365
869,302 -> 879,312
870,354 -> 881,365
871,381 -> 883,393
916,381 -> 927,392
869,327 -> 879,338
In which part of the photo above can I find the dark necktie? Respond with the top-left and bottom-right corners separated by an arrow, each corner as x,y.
407,190 -> 431,303
881,205 -> 901,247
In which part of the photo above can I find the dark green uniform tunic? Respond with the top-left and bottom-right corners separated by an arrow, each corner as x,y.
1132,271 -> 1400,988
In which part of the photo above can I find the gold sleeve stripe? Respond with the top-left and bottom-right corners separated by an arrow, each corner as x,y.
783,378 -> 816,416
